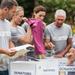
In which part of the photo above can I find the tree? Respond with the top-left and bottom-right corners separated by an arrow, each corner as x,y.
36,0 -> 75,25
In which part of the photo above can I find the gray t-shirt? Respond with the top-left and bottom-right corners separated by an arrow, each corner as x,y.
21,22 -> 29,32
0,19 -> 11,71
45,22 -> 72,53
10,26 -> 26,46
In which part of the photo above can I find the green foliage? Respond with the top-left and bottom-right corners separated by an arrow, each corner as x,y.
36,0 -> 75,25
15,0 -> 75,25
0,0 -> 75,24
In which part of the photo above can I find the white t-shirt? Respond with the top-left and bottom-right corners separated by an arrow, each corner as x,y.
45,23 -> 72,53
0,19 -> 11,71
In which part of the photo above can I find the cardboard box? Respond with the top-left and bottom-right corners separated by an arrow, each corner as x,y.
9,58 -> 75,75
9,58 -> 58,75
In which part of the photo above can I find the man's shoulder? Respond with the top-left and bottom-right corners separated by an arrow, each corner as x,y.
63,23 -> 71,29
46,22 -> 54,28
5,19 -> 10,23
4,19 -> 11,26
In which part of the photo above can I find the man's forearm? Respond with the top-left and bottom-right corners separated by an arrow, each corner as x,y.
0,48 -> 8,54
9,40 -> 15,48
61,44 -> 71,56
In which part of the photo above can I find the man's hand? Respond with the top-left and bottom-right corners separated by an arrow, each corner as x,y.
54,50 -> 65,58
45,42 -> 55,49
6,49 -> 16,56
54,54 -> 63,58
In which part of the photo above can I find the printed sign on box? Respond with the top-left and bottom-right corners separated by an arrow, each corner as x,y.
58,58 -> 75,75
9,61 -> 36,75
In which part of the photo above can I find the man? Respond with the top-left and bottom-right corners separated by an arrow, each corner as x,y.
45,9 -> 72,58
0,0 -> 18,75
6,0 -> 18,20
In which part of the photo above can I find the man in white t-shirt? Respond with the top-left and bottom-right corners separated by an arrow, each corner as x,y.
45,9 -> 72,58
0,0 -> 18,75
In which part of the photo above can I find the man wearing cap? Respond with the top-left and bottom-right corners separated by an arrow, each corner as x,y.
45,9 -> 72,58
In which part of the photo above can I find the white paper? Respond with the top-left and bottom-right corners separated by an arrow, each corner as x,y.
6,44 -> 33,59
10,44 -> 33,51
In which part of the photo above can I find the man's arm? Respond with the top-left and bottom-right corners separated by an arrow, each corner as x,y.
0,48 -> 9,54
55,38 -> 72,58
44,26 -> 55,49
61,38 -> 72,56
0,47 -> 16,56
7,40 -> 16,56
45,39 -> 54,49
9,40 -> 15,48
